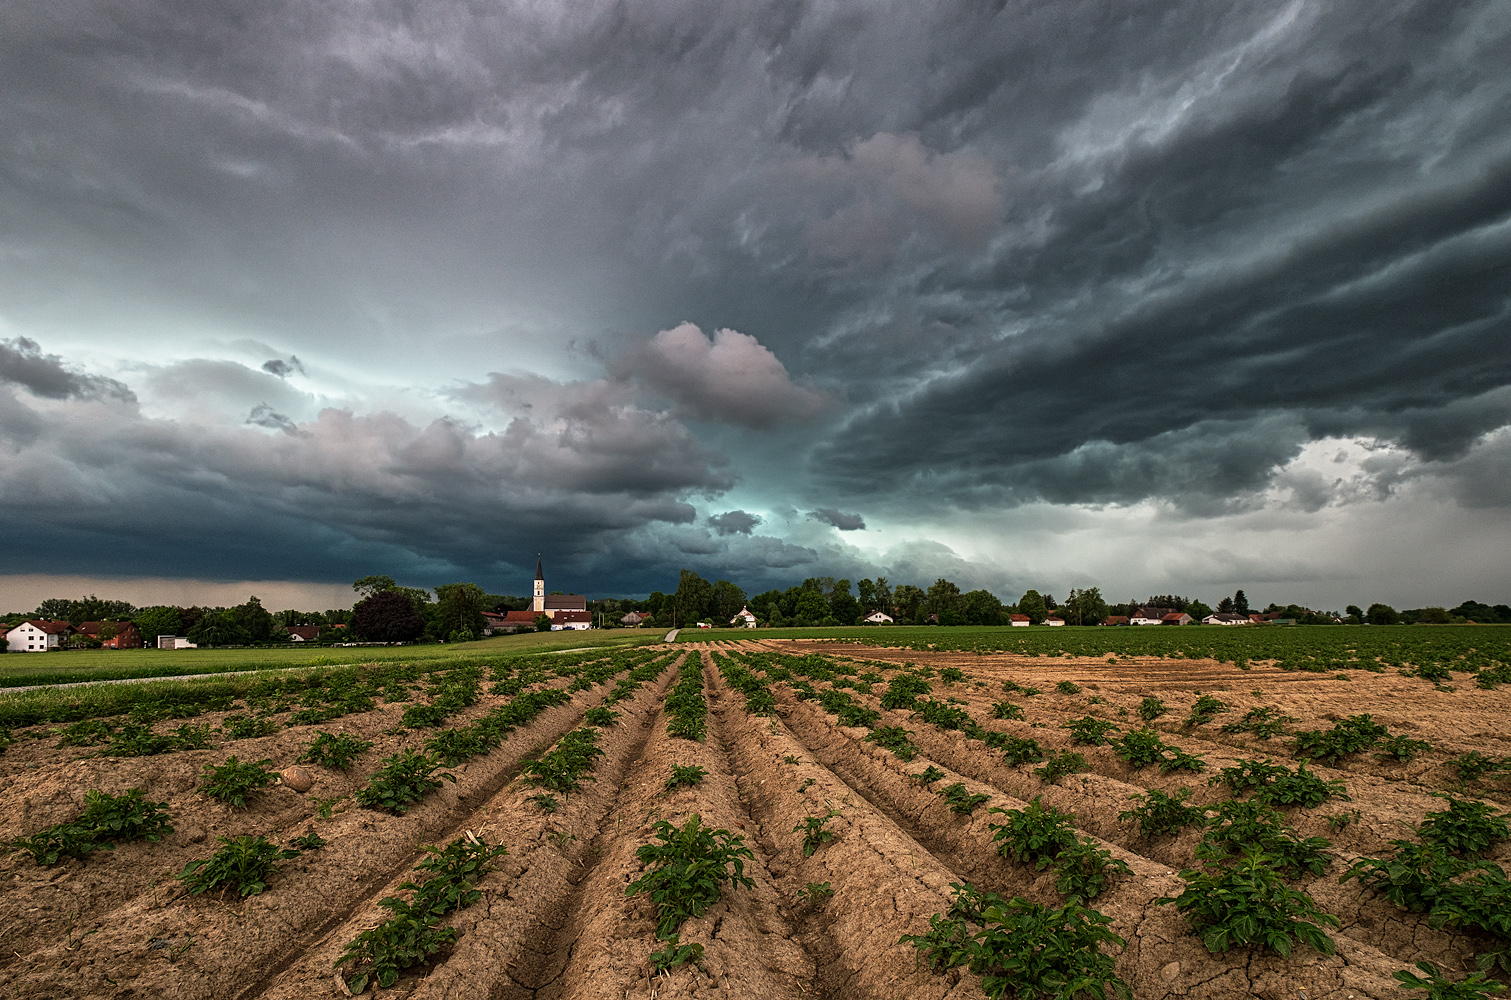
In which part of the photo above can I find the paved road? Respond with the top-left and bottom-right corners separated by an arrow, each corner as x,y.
664,629 -> 680,642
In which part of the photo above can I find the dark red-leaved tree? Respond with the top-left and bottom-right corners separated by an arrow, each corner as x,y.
351,590 -> 425,642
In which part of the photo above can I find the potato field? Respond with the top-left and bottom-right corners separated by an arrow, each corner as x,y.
3,637 -> 1510,999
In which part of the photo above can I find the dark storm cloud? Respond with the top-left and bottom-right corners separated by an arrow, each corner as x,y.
707,510 -> 762,535
808,508 -> 866,531
0,0 -> 1509,598
0,338 -> 136,403
0,345 -> 728,586
262,356 -> 306,378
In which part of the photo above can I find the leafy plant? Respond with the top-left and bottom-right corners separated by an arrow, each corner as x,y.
527,792 -> 558,813
1219,706 -> 1295,740
584,706 -> 619,727
1053,838 -> 1133,901
1113,729 -> 1168,767
913,698 -> 971,731
198,756 -> 277,809
1137,697 -> 1168,723
1062,716 -> 1118,746
901,883 -> 1130,1000
941,667 -> 965,684
1453,752 -> 1509,785
665,764 -> 708,791
298,730 -> 373,770
1327,809 -> 1361,832
1393,961 -> 1506,999
881,674 -> 932,711
1375,735 -> 1434,763
989,798 -> 1079,869
1291,714 -> 1389,765
1055,681 -> 1082,695
7,787 -> 175,865
795,810 -> 841,856
998,736 -> 1046,766
1155,848 -> 1339,955
864,725 -> 919,761
1183,694 -> 1230,728
1200,799 -> 1332,878
992,700 -> 1025,721
648,936 -> 705,974
221,714 -> 280,740
1418,796 -> 1510,857
1033,750 -> 1088,784
1158,747 -> 1207,774
54,719 -> 116,747
290,831 -> 328,851
337,899 -> 457,994
625,814 -> 754,940
355,749 -> 456,814
941,783 -> 991,815
1119,787 -> 1206,838
796,881 -> 834,903
912,765 -> 947,787
402,833 -> 508,916
179,835 -> 298,897
520,728 -> 604,797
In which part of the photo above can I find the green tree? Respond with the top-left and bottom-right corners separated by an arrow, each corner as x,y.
434,583 -> 487,638
792,590 -> 829,625
33,598 -> 74,621
232,596 -> 275,643
1064,587 -> 1108,626
711,580 -> 747,623
1366,603 -> 1398,625
188,610 -> 251,647
1233,590 -> 1250,614
351,591 -> 426,642
829,580 -> 861,623
958,589 -> 1004,625
352,575 -> 398,599
926,579 -> 961,620
134,606 -> 183,642
673,570 -> 714,625
535,613 -> 552,632
1217,595 -> 1235,613
1018,590 -> 1048,625
1186,600 -> 1213,621
892,585 -> 925,623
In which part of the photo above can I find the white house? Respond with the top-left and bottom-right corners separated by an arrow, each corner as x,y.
1045,617 -> 1065,626
1202,613 -> 1251,625
1009,614 -> 1032,626
549,610 -> 593,631
156,635 -> 199,649
1161,612 -> 1195,626
863,611 -> 893,624
1129,607 -> 1173,626
729,607 -> 758,628
5,620 -> 73,652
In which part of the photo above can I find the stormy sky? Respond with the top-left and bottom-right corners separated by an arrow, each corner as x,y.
2,0 -> 1509,611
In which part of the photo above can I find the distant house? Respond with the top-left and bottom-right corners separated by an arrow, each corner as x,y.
1161,612 -> 1194,626
285,625 -> 321,642
1130,607 -> 1174,626
549,610 -> 592,631
496,610 -> 543,633
4,620 -> 73,652
1202,613 -> 1250,625
863,611 -> 894,624
729,607 -> 758,628
1045,617 -> 1065,627
620,611 -> 651,627
77,621 -> 143,649
156,636 -> 198,649
1009,614 -> 1032,626
1102,616 -> 1130,626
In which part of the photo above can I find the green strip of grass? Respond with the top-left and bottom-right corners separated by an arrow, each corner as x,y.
0,630 -> 663,688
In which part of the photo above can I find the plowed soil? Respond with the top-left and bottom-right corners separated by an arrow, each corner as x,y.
3,639 -> 1509,1000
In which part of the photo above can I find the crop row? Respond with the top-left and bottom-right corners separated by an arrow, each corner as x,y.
725,647 -> 1511,996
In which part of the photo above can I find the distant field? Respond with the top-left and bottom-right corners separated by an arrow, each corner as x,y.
682,623 -> 1511,671
0,628 -> 664,688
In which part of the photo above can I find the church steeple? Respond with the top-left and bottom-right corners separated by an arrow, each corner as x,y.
533,555 -> 545,613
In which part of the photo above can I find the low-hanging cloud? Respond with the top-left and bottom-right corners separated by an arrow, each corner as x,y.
708,510 -> 762,535
808,507 -> 866,531
262,356 -> 306,378
614,323 -> 828,429
0,338 -> 136,403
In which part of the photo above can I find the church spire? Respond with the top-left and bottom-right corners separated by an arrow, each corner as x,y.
535,555 -> 543,581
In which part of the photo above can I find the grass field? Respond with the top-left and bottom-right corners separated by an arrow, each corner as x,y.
0,628 -> 666,688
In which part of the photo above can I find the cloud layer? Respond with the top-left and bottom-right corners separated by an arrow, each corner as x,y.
0,0 -> 1508,605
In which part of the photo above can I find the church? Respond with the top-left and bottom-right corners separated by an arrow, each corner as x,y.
490,559 -> 592,631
